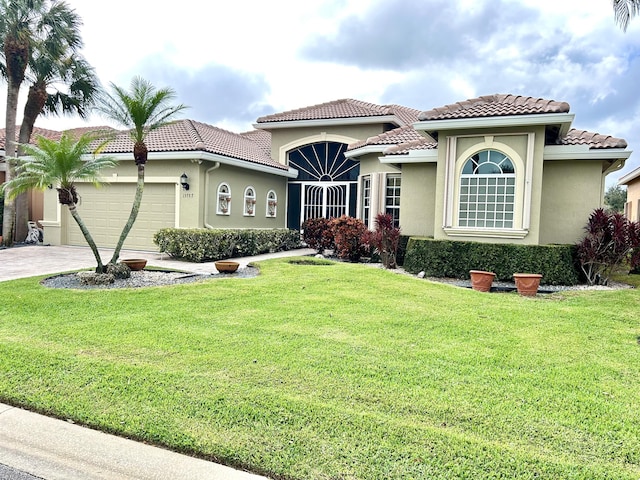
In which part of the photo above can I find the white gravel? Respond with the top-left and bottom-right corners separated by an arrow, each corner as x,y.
41,267 -> 259,289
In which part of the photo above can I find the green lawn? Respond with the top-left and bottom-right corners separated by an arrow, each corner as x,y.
1,258 -> 639,479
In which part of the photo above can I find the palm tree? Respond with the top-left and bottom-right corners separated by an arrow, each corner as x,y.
613,0 -> 640,31
14,47 -> 100,240
1,133 -> 117,272
0,0 -> 82,246
95,76 -> 187,264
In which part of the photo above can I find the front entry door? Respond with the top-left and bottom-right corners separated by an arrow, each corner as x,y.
302,182 -> 349,224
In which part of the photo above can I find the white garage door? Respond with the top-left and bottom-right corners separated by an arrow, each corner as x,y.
66,183 -> 176,250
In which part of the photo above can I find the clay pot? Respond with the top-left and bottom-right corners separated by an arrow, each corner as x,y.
469,270 -> 496,292
120,259 -> 147,271
513,273 -> 542,296
215,260 -> 240,273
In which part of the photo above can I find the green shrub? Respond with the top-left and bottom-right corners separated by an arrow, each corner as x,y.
153,228 -> 301,262
404,238 -> 581,285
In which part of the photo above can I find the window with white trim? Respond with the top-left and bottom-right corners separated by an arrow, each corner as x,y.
385,174 -> 401,227
217,183 -> 231,215
266,190 -> 277,217
244,186 -> 256,216
361,175 -> 371,227
459,150 -> 515,229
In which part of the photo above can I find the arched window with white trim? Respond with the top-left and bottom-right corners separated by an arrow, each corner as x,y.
244,186 -> 256,216
217,183 -> 231,215
266,190 -> 277,218
458,150 -> 515,229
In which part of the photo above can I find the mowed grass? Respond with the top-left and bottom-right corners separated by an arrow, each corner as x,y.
0,257 -> 639,479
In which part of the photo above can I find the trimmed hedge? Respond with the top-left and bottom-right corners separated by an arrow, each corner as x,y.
153,228 -> 301,263
403,238 -> 581,285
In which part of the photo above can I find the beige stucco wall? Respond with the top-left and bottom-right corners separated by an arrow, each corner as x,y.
267,124 -> 389,165
41,157 -> 289,247
539,160 -> 606,244
202,163 -> 287,229
357,153 -> 399,176
432,126 -> 546,245
625,177 -> 640,222
399,163 -> 437,237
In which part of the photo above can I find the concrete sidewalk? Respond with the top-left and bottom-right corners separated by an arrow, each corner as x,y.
0,403 -> 266,480
0,244 -> 315,479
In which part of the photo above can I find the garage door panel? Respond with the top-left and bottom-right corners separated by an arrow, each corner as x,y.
66,183 -> 175,250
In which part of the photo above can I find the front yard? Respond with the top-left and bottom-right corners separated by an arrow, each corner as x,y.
0,258 -> 638,479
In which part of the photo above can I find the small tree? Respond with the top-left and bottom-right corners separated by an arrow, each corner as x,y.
302,217 -> 334,253
368,213 -> 401,269
604,185 -> 627,213
331,215 -> 368,262
95,76 -> 187,265
1,133 -> 117,272
576,208 -> 640,285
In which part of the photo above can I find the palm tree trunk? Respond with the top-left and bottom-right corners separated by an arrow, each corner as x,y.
67,203 -> 104,272
2,81 -> 20,247
15,87 -> 48,242
109,163 -> 145,264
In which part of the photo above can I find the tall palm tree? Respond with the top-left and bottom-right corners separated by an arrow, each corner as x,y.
14,47 -> 100,240
1,133 -> 117,271
0,0 -> 82,246
95,76 -> 187,264
613,0 -> 640,31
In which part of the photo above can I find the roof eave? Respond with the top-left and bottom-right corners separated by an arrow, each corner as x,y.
253,115 -> 400,130
379,149 -> 439,164
543,145 -> 632,162
618,165 -> 640,185
344,145 -> 387,158
413,113 -> 575,137
90,150 -> 297,178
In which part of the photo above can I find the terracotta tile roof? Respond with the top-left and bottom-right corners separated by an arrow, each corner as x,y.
418,94 -> 571,121
101,120 -> 287,170
256,99 -> 419,126
240,129 -> 272,157
560,129 -> 627,149
0,126 -> 63,149
384,139 -> 438,156
348,125 -> 435,151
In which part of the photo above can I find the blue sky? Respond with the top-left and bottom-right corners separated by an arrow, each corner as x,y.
15,0 -> 640,184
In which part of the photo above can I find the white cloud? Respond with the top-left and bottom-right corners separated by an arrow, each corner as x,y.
3,0 -> 638,186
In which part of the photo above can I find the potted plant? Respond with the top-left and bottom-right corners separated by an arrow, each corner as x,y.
513,273 -> 543,296
469,270 -> 496,292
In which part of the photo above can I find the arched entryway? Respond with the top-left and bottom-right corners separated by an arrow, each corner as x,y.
286,141 -> 359,230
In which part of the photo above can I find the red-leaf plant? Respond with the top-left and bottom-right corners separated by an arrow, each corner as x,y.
368,213 -> 401,269
576,208 -> 640,285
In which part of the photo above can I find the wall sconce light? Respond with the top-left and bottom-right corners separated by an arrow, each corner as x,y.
180,172 -> 189,191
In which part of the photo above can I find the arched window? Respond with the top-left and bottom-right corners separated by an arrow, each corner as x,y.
458,150 -> 515,229
244,186 -> 256,216
217,183 -> 231,215
266,190 -> 277,218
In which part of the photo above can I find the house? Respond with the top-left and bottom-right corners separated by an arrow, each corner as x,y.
618,166 -> 640,221
1,94 -> 632,250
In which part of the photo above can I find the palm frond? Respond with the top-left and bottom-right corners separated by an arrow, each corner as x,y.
2,133 -> 118,199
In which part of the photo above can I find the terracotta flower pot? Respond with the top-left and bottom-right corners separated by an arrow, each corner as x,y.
513,273 -> 542,296
120,258 -> 147,271
215,260 -> 240,273
469,270 -> 496,292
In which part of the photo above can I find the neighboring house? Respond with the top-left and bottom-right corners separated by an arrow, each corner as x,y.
618,166 -> 640,221
0,94 -> 632,250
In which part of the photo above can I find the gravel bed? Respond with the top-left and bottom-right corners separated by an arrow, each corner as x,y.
41,267 -> 259,290
363,262 -> 632,292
